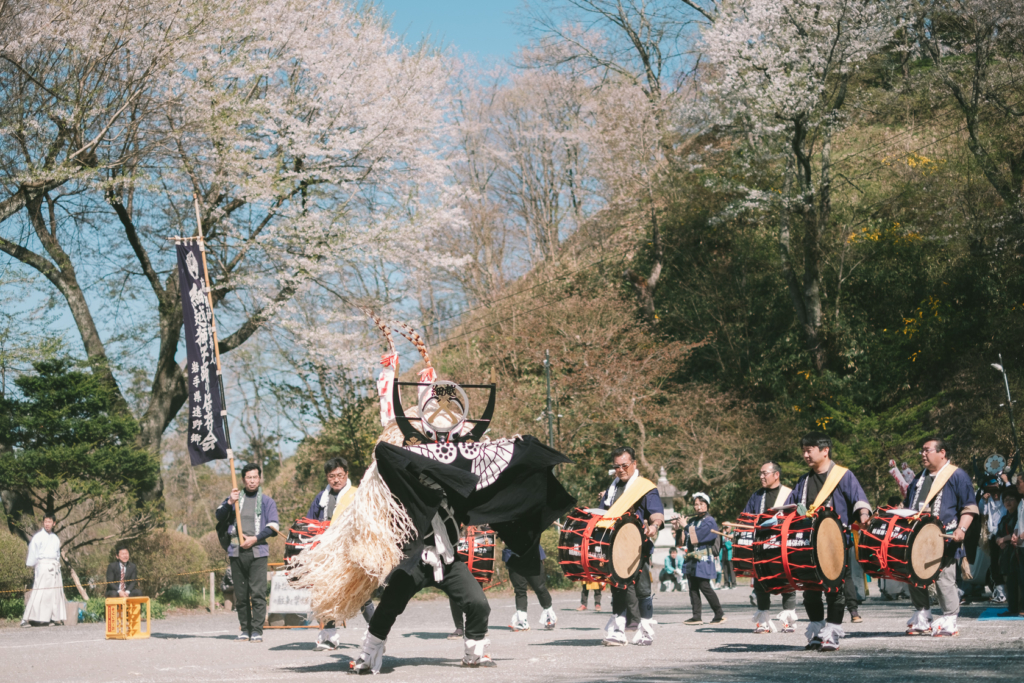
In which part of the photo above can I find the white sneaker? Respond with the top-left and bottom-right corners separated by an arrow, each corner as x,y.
906,608 -> 932,636
631,618 -> 655,646
539,607 -> 557,630
777,609 -> 798,633
350,632 -> 386,674
509,610 -> 530,632
462,637 -> 496,667
602,615 -> 627,646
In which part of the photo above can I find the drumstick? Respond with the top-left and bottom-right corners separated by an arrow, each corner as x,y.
723,522 -> 756,530
710,529 -> 734,537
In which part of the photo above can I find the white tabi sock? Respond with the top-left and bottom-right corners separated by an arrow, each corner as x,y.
776,609 -> 798,628
907,608 -> 932,632
352,632 -> 386,674
462,637 -> 495,667
631,618 -> 655,645
805,620 -> 826,643
752,610 -> 777,632
510,610 -> 529,630
539,607 -> 557,629
603,614 -> 627,644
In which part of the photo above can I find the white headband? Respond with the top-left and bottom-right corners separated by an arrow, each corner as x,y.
693,492 -> 710,505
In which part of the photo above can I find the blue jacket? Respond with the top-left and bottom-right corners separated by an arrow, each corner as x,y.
682,514 -> 719,580
903,466 -> 978,560
784,465 -> 871,528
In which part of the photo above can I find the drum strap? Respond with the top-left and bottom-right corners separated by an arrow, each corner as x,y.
921,464 -> 959,510
808,465 -> 849,514
330,486 -> 359,523
773,485 -> 793,509
597,477 -> 657,529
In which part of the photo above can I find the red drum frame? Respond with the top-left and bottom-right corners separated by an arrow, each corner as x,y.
857,506 -> 946,588
284,517 -> 331,559
731,512 -> 760,578
558,508 -> 644,584
752,507 -> 847,593
456,525 -> 496,585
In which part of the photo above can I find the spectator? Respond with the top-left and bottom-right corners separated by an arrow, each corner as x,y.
995,491 -> 1020,616
659,548 -> 684,592
20,515 -> 66,627
216,463 -> 279,643
980,487 -> 1006,603
578,580 -> 603,610
721,537 -> 736,589
105,545 -> 142,598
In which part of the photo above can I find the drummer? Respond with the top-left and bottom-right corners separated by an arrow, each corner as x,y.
904,437 -> 978,637
742,460 -> 798,634
305,457 -> 375,651
783,432 -> 872,652
599,446 -> 664,647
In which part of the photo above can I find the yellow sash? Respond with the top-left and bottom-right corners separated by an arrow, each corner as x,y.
597,477 -> 657,529
329,486 -> 359,524
773,485 -> 793,509
808,465 -> 849,514
921,464 -> 960,509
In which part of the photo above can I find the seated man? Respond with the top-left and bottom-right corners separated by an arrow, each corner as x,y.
105,545 -> 142,598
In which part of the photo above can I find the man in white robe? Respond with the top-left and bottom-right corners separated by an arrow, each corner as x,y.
21,515 -> 67,626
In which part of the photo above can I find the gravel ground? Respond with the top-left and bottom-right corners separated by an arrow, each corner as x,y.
3,586 -> 1023,682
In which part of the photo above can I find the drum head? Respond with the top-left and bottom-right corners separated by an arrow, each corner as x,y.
814,516 -> 846,583
910,521 -> 945,582
610,521 -> 643,581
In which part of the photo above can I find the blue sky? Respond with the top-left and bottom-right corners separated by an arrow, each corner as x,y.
380,0 -> 525,62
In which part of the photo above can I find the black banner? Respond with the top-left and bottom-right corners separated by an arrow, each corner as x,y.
176,242 -> 228,465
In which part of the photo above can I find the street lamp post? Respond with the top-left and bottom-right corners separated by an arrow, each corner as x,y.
992,353 -> 1020,476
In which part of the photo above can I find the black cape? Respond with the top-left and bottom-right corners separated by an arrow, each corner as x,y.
374,435 -> 575,576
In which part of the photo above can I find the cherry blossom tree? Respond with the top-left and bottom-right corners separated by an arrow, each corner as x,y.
0,0 -> 456,468
700,0 -> 897,370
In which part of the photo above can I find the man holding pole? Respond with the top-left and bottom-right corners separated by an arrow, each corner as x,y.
216,463 -> 279,643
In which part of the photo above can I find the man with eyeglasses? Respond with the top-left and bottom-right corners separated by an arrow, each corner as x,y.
742,461 -> 798,634
305,457 -> 376,651
599,446 -> 664,646
904,437 -> 978,637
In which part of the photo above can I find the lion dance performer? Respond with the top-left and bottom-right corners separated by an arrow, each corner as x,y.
291,316 -> 574,672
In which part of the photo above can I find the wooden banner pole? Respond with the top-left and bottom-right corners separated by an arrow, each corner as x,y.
193,193 -> 245,548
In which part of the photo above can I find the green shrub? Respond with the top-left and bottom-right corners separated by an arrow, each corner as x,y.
0,597 -> 25,620
160,584 -> 204,608
0,532 -> 32,593
126,529 -> 209,597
